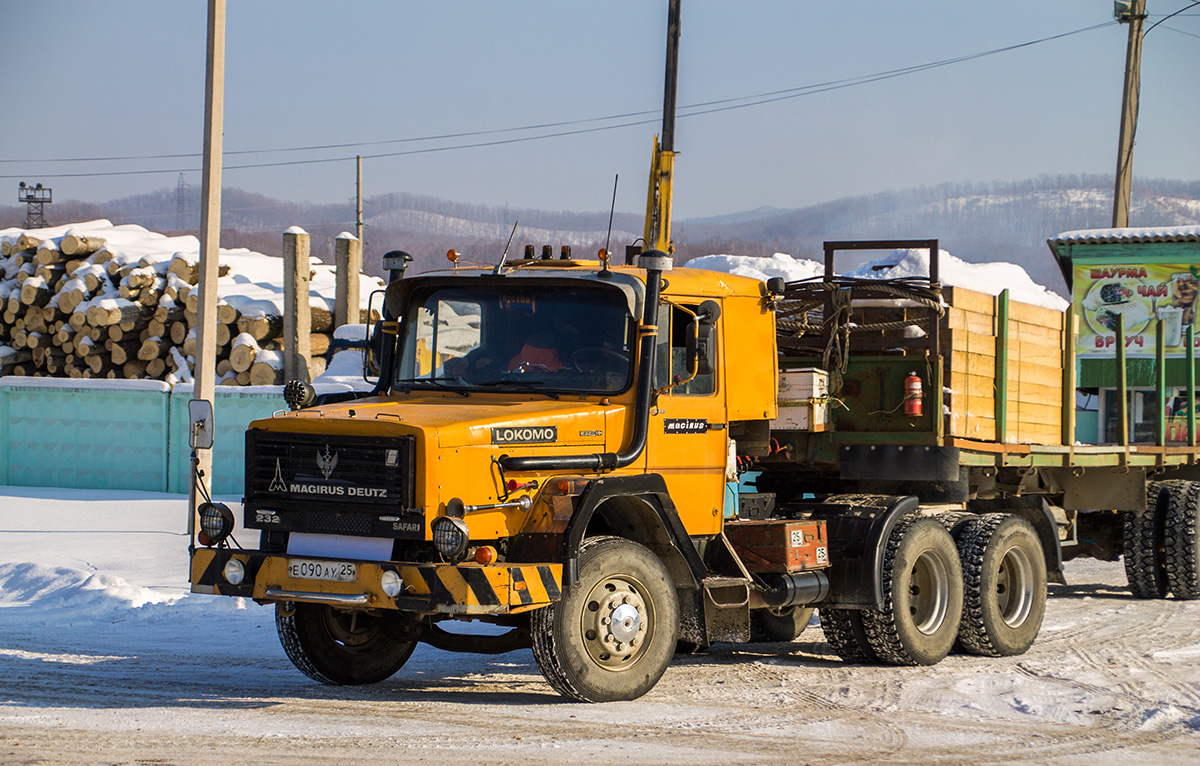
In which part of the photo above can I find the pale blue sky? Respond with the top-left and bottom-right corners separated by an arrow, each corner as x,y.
2,1 -> 1197,219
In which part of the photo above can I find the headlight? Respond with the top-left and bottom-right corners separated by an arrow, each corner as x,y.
223,558 -> 245,585
198,502 -> 235,546
431,516 -> 470,563
380,569 -> 402,597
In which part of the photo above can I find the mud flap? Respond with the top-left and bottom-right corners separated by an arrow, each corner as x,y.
788,494 -> 920,609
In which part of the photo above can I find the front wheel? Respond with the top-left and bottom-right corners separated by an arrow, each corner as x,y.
276,602 -> 417,685
861,516 -> 963,666
532,537 -> 678,702
956,514 -> 1047,656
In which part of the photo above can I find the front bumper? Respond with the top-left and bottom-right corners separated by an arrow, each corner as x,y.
190,548 -> 562,615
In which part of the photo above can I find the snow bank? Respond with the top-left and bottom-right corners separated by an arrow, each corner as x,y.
845,248 -> 1068,310
0,562 -> 172,617
686,252 -> 824,282
690,248 -> 1068,311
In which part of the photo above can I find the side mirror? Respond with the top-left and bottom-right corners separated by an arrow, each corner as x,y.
365,319 -> 385,380
363,288 -> 387,383
188,399 -> 215,451
686,323 -> 716,377
685,300 -> 721,377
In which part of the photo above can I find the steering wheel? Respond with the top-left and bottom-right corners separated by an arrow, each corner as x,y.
572,347 -> 626,373
510,361 -> 552,373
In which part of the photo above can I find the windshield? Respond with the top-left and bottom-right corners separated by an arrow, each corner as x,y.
396,282 -> 634,394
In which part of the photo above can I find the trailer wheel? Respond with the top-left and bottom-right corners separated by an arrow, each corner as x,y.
531,536 -> 678,702
1124,481 -> 1169,599
1163,480 -> 1200,600
819,608 -> 880,664
955,514 -> 1046,657
275,602 -> 417,685
752,606 -> 814,642
861,516 -> 963,666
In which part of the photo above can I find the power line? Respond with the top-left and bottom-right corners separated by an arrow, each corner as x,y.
1145,0 -> 1200,34
1162,24 -> 1200,38
0,21 -> 1117,181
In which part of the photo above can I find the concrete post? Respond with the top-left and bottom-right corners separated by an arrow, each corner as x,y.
282,227 -> 312,382
334,232 -> 362,328
191,0 -> 225,537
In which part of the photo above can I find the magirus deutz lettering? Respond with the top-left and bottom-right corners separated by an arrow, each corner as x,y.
287,483 -> 389,498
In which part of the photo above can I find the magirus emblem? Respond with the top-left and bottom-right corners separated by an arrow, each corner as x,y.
268,459 -> 287,492
316,445 -> 338,480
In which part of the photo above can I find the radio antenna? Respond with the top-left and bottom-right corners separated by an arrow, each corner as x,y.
494,220 -> 519,275
600,174 -> 618,275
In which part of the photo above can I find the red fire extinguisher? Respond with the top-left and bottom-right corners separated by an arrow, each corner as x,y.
904,371 -> 923,417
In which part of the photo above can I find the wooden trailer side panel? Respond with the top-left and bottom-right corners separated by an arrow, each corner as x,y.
942,287 -> 1067,445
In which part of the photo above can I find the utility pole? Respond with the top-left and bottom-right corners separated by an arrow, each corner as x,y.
191,0 -> 225,534
356,155 -> 365,250
1112,0 -> 1146,228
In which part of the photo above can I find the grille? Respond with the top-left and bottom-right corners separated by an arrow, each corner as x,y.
244,430 -> 420,539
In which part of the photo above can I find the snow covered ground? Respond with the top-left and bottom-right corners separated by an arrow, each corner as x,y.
1,486 -> 1198,765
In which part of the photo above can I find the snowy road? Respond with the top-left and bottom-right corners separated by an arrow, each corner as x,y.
1,487 -> 1198,764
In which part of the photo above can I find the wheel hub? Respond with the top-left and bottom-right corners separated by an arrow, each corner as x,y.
909,550 -> 951,635
997,544 -> 1035,628
581,576 -> 652,670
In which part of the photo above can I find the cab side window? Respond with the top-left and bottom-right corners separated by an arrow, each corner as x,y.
655,303 -> 716,395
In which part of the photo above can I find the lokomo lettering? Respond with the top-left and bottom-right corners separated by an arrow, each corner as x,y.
491,426 -> 558,445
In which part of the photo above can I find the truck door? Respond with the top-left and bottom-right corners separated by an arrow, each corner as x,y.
646,301 -> 727,536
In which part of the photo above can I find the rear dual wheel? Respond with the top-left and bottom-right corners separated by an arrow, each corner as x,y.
954,514 -> 1046,657
822,515 -> 963,666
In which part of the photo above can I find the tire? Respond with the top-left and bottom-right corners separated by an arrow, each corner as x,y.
861,516 -> 963,666
935,511 -> 977,539
752,605 -> 815,642
1124,481 -> 1169,599
819,607 -> 880,664
531,536 -> 679,702
276,602 -> 417,685
1163,480 -> 1200,600
955,514 -> 1047,657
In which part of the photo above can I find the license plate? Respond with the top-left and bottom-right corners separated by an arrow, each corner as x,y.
288,559 -> 358,583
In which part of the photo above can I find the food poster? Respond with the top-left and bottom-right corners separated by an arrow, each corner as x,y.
1074,262 -> 1200,358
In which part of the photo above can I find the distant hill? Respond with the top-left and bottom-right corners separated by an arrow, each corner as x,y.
679,176 -> 1200,293
3,174 -> 1198,296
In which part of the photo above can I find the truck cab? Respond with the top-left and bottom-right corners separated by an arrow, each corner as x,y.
191,250 -> 826,702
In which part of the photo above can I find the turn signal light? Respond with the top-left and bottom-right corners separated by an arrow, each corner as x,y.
447,249 -> 460,263
475,545 -> 498,565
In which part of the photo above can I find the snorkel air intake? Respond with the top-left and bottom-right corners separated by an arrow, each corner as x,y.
498,250 -> 671,472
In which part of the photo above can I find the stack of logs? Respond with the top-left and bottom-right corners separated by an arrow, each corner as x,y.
1,231 -> 361,384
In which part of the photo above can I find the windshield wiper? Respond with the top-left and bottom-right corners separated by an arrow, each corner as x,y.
393,378 -> 469,397
473,380 -> 561,400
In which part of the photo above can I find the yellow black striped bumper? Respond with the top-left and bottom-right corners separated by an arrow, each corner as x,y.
190,548 -> 562,615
